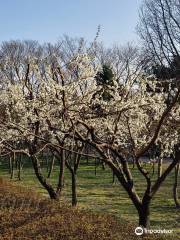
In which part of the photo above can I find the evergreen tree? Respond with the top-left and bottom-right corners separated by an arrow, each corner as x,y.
93,64 -> 116,101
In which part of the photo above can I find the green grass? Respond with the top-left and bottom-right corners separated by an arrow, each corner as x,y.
0,157 -> 179,236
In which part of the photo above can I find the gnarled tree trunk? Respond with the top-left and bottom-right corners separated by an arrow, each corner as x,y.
31,155 -> 59,200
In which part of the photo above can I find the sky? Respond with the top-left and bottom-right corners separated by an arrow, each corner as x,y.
0,0 -> 142,47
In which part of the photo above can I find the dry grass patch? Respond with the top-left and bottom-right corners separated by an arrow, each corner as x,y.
0,178 -> 175,240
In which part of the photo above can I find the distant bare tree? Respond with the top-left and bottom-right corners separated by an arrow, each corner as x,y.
138,0 -> 180,68
138,0 -> 180,209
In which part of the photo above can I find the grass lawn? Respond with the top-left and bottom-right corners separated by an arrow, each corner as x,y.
0,157 -> 179,236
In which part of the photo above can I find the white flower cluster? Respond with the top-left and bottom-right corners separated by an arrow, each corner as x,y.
0,52 -> 179,159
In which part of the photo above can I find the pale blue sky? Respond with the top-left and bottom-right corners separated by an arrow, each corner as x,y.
0,0 -> 141,46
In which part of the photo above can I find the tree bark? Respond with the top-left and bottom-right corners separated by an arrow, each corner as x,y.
17,155 -> 22,181
65,145 -> 83,207
8,155 -> 12,174
47,155 -> 55,178
104,155 -> 151,228
31,156 -> 58,200
138,195 -> 151,228
158,158 -> 163,177
138,207 -> 150,228
102,161 -> 105,170
10,153 -> 15,179
71,171 -> 77,206
56,149 -> 65,196
10,160 -> 14,179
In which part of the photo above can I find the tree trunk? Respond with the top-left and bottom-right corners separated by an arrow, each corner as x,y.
17,155 -> 22,181
10,159 -> 14,179
47,155 -> 55,178
48,188 -> 59,200
56,150 -> 65,196
138,209 -> 150,228
8,155 -> 12,174
158,158 -> 162,177
102,161 -> 105,170
138,195 -> 151,228
31,156 -> 59,200
71,171 -> 77,206
10,153 -> 15,179
173,163 -> 180,208
94,158 -> 97,176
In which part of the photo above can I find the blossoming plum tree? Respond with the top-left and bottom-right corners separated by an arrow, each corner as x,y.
0,40 -> 179,227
